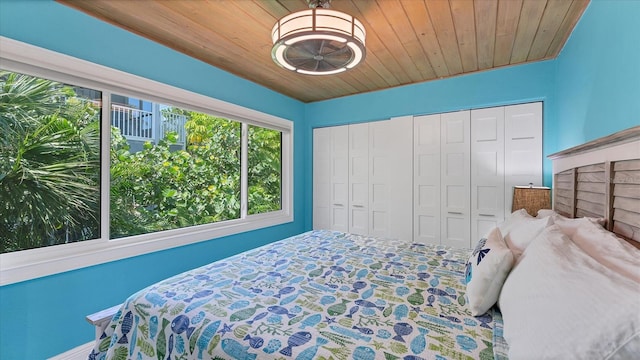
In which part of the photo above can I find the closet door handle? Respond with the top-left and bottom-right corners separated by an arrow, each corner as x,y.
333,203 -> 344,207
352,204 -> 364,208
478,213 -> 494,217
448,211 -> 463,215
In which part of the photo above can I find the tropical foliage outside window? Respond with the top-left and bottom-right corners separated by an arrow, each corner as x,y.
0,70 -> 283,253
248,125 -> 282,215
0,71 -> 101,253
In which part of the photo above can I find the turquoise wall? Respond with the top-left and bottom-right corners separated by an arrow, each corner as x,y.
554,0 -> 640,150
0,1 -> 306,359
1,0 -> 638,358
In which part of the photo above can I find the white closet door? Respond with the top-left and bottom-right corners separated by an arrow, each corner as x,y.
414,114 -> 441,245
349,123 -> 369,235
313,127 -> 331,230
330,126 -> 349,232
313,126 -> 349,231
368,120 -> 391,238
369,117 -> 413,240
389,117 -> 413,241
505,102 -> 543,213
441,111 -> 471,248
471,107 -> 505,242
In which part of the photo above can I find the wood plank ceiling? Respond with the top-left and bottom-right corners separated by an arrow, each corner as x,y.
58,0 -> 589,103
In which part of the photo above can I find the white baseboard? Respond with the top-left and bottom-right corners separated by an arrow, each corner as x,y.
48,342 -> 93,360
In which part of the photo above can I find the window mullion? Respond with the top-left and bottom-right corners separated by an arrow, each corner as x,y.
241,123 -> 249,219
101,91 -> 112,241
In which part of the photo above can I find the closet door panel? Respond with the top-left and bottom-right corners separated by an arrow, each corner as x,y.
388,116 -> 413,241
414,114 -> 441,244
369,148 -> 390,236
313,128 -> 331,230
471,107 -> 505,240
445,217 -> 468,244
505,102 -> 543,213
330,126 -> 349,232
349,123 -> 369,235
441,111 -> 471,248
369,117 -> 413,240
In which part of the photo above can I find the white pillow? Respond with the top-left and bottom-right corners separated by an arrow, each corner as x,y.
552,214 -> 606,238
498,210 -> 552,258
536,209 -> 557,218
499,224 -> 640,359
465,227 -> 514,316
498,209 -> 533,233
572,223 -> 640,283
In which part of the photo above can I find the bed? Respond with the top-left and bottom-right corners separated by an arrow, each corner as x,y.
89,230 -> 499,360
90,126 -> 640,360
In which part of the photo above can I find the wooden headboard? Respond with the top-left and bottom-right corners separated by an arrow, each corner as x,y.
549,126 -> 640,245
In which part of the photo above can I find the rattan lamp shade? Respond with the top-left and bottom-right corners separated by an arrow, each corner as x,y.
512,186 -> 551,217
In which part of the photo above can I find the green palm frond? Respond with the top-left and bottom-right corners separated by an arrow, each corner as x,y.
0,71 -> 100,253
0,71 -> 68,141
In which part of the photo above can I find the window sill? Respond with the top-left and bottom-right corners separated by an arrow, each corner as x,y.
0,211 -> 293,286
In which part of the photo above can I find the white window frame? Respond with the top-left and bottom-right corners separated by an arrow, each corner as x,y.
0,36 -> 294,286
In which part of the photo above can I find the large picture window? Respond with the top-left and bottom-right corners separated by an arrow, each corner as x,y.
0,37 -> 292,284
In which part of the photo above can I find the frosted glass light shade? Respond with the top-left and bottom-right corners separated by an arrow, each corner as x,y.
271,8 -> 366,75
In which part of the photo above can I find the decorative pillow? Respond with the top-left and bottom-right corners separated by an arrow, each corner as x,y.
498,210 -> 552,259
465,227 -> 514,316
499,224 -> 640,359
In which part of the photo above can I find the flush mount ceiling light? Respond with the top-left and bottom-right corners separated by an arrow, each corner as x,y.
271,0 -> 366,75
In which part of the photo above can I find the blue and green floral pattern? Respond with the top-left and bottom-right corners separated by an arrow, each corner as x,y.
90,230 -> 497,359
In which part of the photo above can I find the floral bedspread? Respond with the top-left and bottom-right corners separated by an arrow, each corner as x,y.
89,230 -> 496,360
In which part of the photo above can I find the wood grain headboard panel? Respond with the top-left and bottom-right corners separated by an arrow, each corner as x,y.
612,159 -> 640,241
549,126 -> 640,246
576,163 -> 607,219
554,168 -> 575,217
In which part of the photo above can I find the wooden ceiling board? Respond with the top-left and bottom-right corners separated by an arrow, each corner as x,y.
345,0 -> 413,85
494,0 -> 524,67
383,0 -> 437,80
451,0 -> 479,73
474,0 -> 498,70
510,0 -> 548,63
402,0 -> 450,78
425,0 -> 465,75
57,0 -> 589,103
528,0 -> 573,60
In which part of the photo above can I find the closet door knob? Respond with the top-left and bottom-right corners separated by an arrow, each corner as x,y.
448,211 -> 463,215
478,213 -> 494,217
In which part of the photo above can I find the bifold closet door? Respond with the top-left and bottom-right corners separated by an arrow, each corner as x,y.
471,107 -> 505,241
505,102 -> 543,213
349,123 -> 369,235
312,126 -> 348,232
414,114 -> 441,245
368,117 -> 413,241
441,111 -> 471,248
